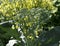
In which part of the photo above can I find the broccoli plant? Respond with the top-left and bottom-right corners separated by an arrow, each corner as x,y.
0,0 -> 58,46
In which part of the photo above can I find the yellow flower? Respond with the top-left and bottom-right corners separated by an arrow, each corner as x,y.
27,35 -> 34,40
5,4 -> 10,8
12,25 -> 15,29
26,0 -> 33,9
35,31 -> 38,36
0,9 -> 3,12
6,14 -> 10,17
0,6 -> 1,8
26,22 -> 32,27
16,2 -> 19,7
24,16 -> 28,20
16,25 -> 19,29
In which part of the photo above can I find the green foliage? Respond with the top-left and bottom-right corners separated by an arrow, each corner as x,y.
0,0 -> 60,46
